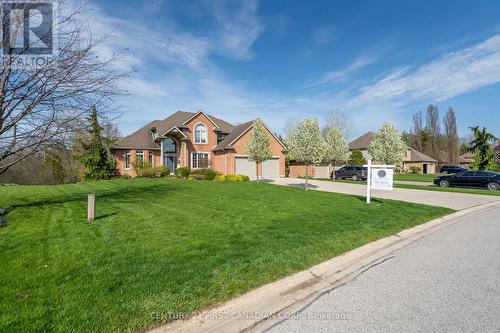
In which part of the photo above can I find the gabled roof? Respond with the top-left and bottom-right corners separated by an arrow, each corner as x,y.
407,147 -> 437,163
113,111 -> 235,150
348,132 -> 375,150
212,119 -> 287,152
213,121 -> 253,151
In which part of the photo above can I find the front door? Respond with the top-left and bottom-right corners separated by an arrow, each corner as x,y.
164,154 -> 177,173
423,164 -> 428,174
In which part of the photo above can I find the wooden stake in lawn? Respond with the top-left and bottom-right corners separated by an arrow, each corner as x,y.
88,194 -> 95,222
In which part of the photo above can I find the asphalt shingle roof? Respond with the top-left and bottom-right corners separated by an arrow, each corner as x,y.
407,147 -> 437,163
348,132 -> 376,150
213,120 -> 254,151
113,111 -> 237,150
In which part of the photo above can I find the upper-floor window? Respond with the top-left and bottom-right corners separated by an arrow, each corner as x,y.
194,124 -> 207,144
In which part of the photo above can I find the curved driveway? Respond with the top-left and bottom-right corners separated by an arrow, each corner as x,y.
268,178 -> 500,210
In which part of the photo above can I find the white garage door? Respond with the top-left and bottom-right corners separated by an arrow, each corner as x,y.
262,158 -> 280,178
315,164 -> 330,179
235,157 -> 256,178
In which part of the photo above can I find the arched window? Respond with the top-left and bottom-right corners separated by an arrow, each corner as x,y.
194,124 -> 207,144
164,138 -> 176,153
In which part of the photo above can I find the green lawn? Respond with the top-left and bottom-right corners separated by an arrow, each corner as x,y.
0,179 -> 452,332
393,173 -> 444,182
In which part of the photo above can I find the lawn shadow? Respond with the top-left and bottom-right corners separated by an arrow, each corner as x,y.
94,212 -> 118,221
11,182 -> 183,209
352,196 -> 383,203
286,183 -> 319,189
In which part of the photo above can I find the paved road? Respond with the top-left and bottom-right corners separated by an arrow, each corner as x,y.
266,205 -> 500,333
268,178 -> 500,210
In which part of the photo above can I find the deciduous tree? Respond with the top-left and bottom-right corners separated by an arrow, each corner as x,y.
287,118 -> 325,190
368,122 -> 407,165
444,107 -> 459,165
246,119 -> 272,181
323,128 -> 350,180
322,110 -> 353,139
0,2 -> 126,175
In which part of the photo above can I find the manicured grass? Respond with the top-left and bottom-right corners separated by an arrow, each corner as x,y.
393,173 -> 444,182
333,179 -> 500,196
0,179 -> 452,332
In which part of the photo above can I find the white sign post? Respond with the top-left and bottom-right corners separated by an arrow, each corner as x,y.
364,160 -> 395,204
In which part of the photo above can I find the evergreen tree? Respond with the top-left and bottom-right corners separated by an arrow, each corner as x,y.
348,149 -> 367,166
468,126 -> 498,171
75,107 -> 116,180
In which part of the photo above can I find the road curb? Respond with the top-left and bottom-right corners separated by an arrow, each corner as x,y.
148,201 -> 500,333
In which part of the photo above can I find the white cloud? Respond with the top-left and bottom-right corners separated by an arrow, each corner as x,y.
304,55 -> 378,87
211,0 -> 264,60
349,35 -> 500,107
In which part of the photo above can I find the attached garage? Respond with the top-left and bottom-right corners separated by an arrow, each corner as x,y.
262,158 -> 280,178
315,164 -> 330,179
235,156 -> 256,178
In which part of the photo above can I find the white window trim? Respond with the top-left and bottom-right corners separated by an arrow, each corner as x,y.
194,123 -> 208,145
136,150 -> 144,161
148,151 -> 154,167
124,150 -> 131,170
191,152 -> 210,169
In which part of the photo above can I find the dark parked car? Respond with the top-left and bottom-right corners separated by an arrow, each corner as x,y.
434,171 -> 500,190
334,166 -> 368,180
440,165 -> 469,174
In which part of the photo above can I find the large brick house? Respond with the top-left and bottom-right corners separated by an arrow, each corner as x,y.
111,111 -> 286,178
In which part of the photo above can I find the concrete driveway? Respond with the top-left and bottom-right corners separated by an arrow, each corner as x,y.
268,178 -> 500,210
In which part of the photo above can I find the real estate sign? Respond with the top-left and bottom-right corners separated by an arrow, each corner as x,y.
364,160 -> 395,204
371,168 -> 394,191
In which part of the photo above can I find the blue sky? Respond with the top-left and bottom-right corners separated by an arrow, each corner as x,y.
88,0 -> 500,139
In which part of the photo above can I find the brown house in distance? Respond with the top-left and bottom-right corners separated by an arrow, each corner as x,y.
111,111 -> 287,178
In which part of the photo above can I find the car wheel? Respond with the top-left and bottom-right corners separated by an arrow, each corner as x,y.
487,182 -> 500,191
352,175 -> 358,181
439,180 -> 450,188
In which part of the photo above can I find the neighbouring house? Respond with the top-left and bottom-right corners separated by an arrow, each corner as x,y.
459,152 -> 474,167
347,132 -> 437,174
288,161 -> 336,179
111,111 -> 286,178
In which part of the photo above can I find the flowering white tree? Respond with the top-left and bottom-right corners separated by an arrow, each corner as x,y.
246,119 -> 272,181
287,118 -> 325,190
368,122 -> 407,165
323,128 -> 350,180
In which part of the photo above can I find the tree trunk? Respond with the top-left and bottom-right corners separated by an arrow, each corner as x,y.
305,164 -> 308,190
256,162 -> 260,182
332,160 -> 336,181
